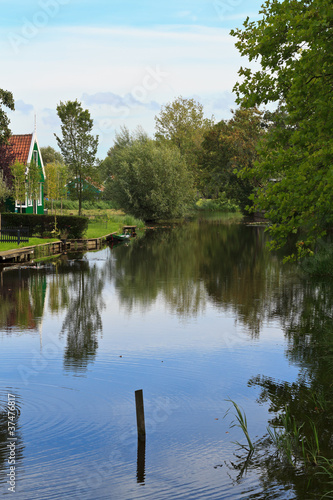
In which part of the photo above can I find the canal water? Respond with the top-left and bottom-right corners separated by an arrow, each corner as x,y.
0,215 -> 332,499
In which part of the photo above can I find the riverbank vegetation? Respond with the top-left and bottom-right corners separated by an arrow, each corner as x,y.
84,213 -> 145,238
0,237 -> 59,252
226,393 -> 333,498
0,213 -> 144,251
193,194 -> 239,213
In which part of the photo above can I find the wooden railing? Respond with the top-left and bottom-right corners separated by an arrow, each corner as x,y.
0,227 -> 29,245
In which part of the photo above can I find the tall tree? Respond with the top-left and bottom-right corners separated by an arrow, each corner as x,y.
0,90 -> 15,206
0,142 -> 15,188
0,171 -> 11,205
155,96 -> 214,182
0,89 -> 14,147
27,161 -> 40,214
45,162 -> 58,214
45,162 -> 68,216
106,129 -> 194,220
54,100 -> 98,215
11,161 -> 26,213
231,0 -> 333,260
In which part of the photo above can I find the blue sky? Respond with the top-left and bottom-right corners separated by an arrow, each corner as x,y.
0,0 -> 264,158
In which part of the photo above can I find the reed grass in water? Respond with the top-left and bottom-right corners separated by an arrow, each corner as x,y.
224,399 -> 254,453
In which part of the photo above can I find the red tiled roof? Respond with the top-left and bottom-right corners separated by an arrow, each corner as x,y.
85,176 -> 105,191
9,134 -> 33,164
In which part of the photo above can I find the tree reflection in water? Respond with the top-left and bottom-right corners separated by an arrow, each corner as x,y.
107,223 -> 208,317
0,268 -> 47,332
107,218 -> 288,336
59,261 -> 105,372
225,278 -> 333,499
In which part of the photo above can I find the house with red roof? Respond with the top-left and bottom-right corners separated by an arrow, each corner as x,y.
6,132 -> 46,214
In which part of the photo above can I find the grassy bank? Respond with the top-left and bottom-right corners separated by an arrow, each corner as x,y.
0,212 -> 145,252
84,213 -> 145,238
0,237 -> 59,252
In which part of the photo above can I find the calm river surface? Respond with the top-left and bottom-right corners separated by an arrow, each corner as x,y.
0,215 -> 332,499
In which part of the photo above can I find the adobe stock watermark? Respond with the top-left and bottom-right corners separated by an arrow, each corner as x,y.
97,65 -> 169,144
131,66 -> 169,102
213,0 -> 243,21
8,0 -> 70,54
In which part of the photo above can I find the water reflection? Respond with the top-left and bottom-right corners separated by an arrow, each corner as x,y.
225,277 -> 333,498
58,260 -> 105,372
108,220 -> 286,336
107,224 -> 208,317
1,217 -> 333,498
0,220 -> 295,359
0,268 -> 47,332
136,439 -> 146,484
0,258 -> 105,372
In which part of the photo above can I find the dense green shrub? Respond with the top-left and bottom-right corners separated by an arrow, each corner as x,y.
300,241 -> 333,277
106,137 -> 194,221
1,213 -> 88,239
195,193 -> 240,212
45,199 -> 117,211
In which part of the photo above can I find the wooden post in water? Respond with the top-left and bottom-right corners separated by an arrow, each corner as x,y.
136,437 -> 146,483
135,389 -> 146,441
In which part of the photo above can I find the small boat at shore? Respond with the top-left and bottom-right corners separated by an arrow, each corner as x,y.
108,233 -> 131,242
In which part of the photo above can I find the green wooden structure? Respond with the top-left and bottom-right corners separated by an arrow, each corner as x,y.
66,177 -> 104,201
6,132 -> 46,215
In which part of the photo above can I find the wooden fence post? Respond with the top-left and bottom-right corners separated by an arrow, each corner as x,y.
135,389 -> 146,441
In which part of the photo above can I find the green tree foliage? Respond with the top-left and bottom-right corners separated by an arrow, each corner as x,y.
45,162 -> 58,207
40,146 -> 64,166
0,171 -> 11,204
27,161 -> 40,214
45,162 -> 68,225
199,107 -> 264,212
0,142 -> 15,190
106,129 -> 194,220
155,96 -> 214,179
0,89 -> 14,147
11,161 -> 26,213
0,90 -> 15,206
55,100 -> 98,215
231,0 -> 333,260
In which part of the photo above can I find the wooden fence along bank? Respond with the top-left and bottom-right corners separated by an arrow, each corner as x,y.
0,233 -> 118,264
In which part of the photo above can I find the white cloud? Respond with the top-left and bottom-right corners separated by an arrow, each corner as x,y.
42,108 -> 60,129
15,99 -> 34,115
1,22 -> 257,155
82,92 -> 159,111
